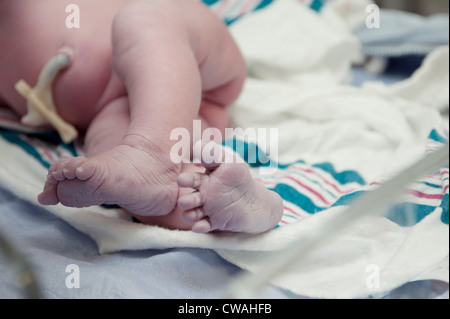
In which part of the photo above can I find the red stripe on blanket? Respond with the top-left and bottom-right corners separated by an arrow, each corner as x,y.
407,189 -> 444,200
285,175 -> 331,205
290,165 -> 356,195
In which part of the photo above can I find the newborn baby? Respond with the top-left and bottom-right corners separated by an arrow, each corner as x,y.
0,0 -> 283,234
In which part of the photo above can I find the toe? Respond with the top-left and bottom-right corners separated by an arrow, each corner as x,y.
62,168 -> 74,180
181,207 -> 206,223
38,182 -> 59,205
199,141 -> 223,171
191,218 -> 212,234
75,157 -> 97,181
62,157 -> 87,179
46,162 -> 62,184
47,157 -> 73,183
177,172 -> 203,189
46,172 -> 59,185
51,169 -> 66,182
178,192 -> 203,211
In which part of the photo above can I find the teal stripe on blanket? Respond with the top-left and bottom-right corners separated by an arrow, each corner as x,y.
270,184 -> 327,215
0,130 -> 51,169
202,0 -> 221,5
441,194 -> 449,224
322,188 -> 449,226
254,0 -> 275,11
201,0 -> 326,11
223,138 -> 366,186
0,129 -> 78,169
223,138 -> 449,226
202,0 -> 326,25
429,129 -> 448,144
386,201 -> 446,226
310,0 -> 325,12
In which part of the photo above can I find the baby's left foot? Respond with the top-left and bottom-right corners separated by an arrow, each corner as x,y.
177,143 -> 283,234
38,136 -> 180,217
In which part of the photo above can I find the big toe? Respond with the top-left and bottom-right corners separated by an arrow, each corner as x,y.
38,182 -> 59,205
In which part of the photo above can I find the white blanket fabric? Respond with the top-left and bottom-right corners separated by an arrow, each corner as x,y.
0,0 -> 448,298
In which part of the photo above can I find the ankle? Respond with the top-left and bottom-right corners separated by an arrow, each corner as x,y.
122,132 -> 169,154
122,132 -> 181,173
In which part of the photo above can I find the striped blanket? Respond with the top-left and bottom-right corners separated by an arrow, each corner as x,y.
1,116 -> 448,228
204,0 -> 326,24
224,132 -> 449,228
0,0 -> 448,298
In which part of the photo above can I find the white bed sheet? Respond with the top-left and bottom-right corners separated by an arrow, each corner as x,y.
0,185 -> 291,299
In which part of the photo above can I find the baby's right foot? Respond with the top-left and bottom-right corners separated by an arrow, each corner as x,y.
177,143 -> 283,234
38,135 -> 180,217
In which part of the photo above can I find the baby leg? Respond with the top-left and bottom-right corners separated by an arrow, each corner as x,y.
38,0 -> 246,219
37,97 -> 233,230
111,0 -> 246,144
130,102 -> 231,229
38,2 -> 203,216
38,96 -> 180,216
177,142 -> 284,234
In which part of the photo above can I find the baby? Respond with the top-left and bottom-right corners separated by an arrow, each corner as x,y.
0,0 -> 283,234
